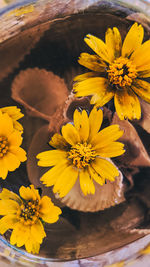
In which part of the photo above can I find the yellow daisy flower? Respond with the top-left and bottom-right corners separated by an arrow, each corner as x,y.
0,106 -> 24,132
0,185 -> 61,254
37,107 -> 125,197
0,111 -> 26,179
73,23 -> 150,120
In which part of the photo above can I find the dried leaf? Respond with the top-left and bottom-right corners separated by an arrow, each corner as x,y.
137,99 -> 150,134
59,162 -> 125,212
112,113 -> 150,167
11,68 -> 68,121
27,124 -> 64,207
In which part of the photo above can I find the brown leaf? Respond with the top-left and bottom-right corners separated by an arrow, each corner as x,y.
112,113 -> 150,167
11,68 -> 68,121
27,124 -> 65,207
137,99 -> 150,134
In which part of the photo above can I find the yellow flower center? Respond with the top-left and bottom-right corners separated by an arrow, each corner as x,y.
17,200 -> 40,225
107,57 -> 137,87
68,142 -> 96,169
0,137 -> 9,158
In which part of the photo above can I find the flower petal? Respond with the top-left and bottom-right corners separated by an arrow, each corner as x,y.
78,52 -> 106,72
37,150 -> 67,167
84,34 -> 111,63
61,123 -> 80,145
91,158 -> 119,181
53,165 -> 78,198
40,160 -> 68,186
114,87 -> 141,120
79,169 -> 95,196
105,27 -> 122,61
9,146 -> 27,162
0,188 -> 21,202
131,40 -> 150,70
88,166 -> 105,186
131,79 -> 150,103
31,220 -> 46,243
7,131 -> 23,147
0,215 -> 17,234
19,185 -> 40,201
91,125 -> 123,149
49,133 -> 68,149
3,152 -> 20,171
0,113 -> 13,137
40,196 -> 61,223
122,23 -> 144,58
74,72 -> 99,82
0,199 -> 19,215
96,141 -> 125,157
73,109 -> 89,142
0,159 -> 8,180
88,107 -> 103,140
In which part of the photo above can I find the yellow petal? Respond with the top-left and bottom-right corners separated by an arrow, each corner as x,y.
0,215 -> 17,234
74,77 -> 109,97
0,199 -> 19,215
92,158 -> 119,181
84,34 -> 111,63
0,159 -> 8,179
53,165 -> 78,197
14,225 -> 30,247
88,166 -> 105,186
74,72 -> 98,82
96,141 -> 125,157
73,109 -> 89,142
131,40 -> 150,69
7,131 -> 23,147
78,52 -> 106,72
79,169 -> 95,196
40,160 -> 68,186
131,79 -> 150,103
31,220 -> 46,243
19,185 -> 40,201
4,152 -> 20,171
138,69 -> 150,78
88,107 -> 103,140
122,23 -> 144,58
40,196 -> 61,223
90,91 -> 114,107
0,106 -> 24,120
114,87 -> 141,120
62,123 -> 80,145
13,120 -> 23,132
105,27 -> 122,61
9,146 -> 27,162
0,113 -> 13,137
49,133 -> 68,149
91,125 -> 123,149
0,188 -> 21,202
37,150 -> 67,167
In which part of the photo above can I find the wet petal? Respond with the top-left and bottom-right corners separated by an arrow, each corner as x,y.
105,27 -> 122,61
114,87 -> 141,120
96,142 -> 125,158
0,215 -> 17,234
122,23 -> 144,58
4,152 -> 20,171
0,159 -> 8,180
131,79 -> 150,103
7,131 -> 23,147
49,133 -> 68,149
88,107 -> 103,140
9,146 -> 27,162
78,52 -> 106,72
37,150 -> 67,167
31,220 -> 46,243
73,109 -> 89,142
0,199 -> 19,215
62,123 -> 80,145
92,158 -> 119,181
131,40 -> 150,70
79,169 -> 95,195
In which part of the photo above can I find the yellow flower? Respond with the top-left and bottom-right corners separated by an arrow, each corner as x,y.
0,185 -> 62,254
37,108 -> 125,197
0,111 -> 26,179
73,23 -> 150,120
0,106 -> 24,132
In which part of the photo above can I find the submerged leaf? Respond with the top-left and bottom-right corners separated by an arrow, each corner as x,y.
11,68 -> 68,122
112,113 -> 150,167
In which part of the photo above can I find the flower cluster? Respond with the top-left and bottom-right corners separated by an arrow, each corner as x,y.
0,185 -> 61,254
73,23 -> 150,120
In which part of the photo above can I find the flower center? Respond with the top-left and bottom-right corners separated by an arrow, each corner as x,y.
68,142 -> 96,169
17,200 -> 40,225
0,137 -> 9,158
107,57 -> 137,87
